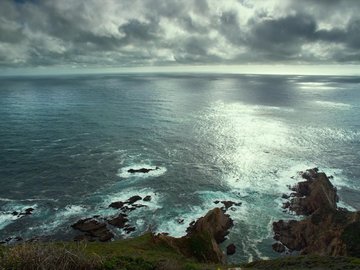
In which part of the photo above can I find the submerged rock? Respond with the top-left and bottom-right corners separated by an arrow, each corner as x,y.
273,168 -> 360,257
226,243 -> 236,255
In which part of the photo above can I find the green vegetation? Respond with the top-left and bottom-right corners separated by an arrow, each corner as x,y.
0,234 -> 223,270
341,220 -> 360,257
241,255 -> 360,270
1,234 -> 359,270
0,242 -> 102,270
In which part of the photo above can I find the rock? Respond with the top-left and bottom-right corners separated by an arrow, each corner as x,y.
109,201 -> 124,209
96,228 -> 114,242
14,236 -> 22,242
282,194 -> 290,199
123,225 -> 136,234
155,208 -> 234,264
110,195 -> 144,210
272,242 -> 285,253
0,236 -> 23,244
289,171 -> 337,216
213,201 -> 242,211
177,219 -> 184,224
127,167 -> 159,173
143,195 -> 152,202
273,168 -> 360,257
226,244 -> 236,255
121,206 -> 137,212
127,195 -> 142,204
282,201 -> 290,209
25,208 -> 34,213
108,214 -> 128,228
187,207 -> 234,244
72,218 -> 105,232
71,218 -> 114,242
12,211 -> 18,216
18,208 -> 35,216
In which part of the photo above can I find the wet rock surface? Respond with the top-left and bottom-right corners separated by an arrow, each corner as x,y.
71,218 -> 114,242
107,214 -> 129,228
226,243 -> 236,255
213,200 -> 242,212
72,194 -> 153,241
155,208 -> 234,263
273,168 -> 360,257
127,167 -> 159,173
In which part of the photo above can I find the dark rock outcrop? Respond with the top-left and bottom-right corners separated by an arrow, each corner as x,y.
273,168 -> 360,257
107,214 -> 128,228
110,195 -> 142,209
155,208 -> 233,263
213,200 -> 242,212
109,201 -> 124,209
75,193 -> 149,240
71,218 -> 114,242
272,242 -> 285,253
127,195 -> 142,204
127,167 -> 159,174
226,243 -> 236,255
143,195 -> 152,202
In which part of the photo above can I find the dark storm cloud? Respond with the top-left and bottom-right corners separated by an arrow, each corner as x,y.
0,0 -> 360,68
218,11 -> 244,45
247,13 -> 317,58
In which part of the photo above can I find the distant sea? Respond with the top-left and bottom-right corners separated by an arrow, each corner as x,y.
0,73 -> 359,262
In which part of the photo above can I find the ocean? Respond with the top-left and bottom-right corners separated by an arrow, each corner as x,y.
0,73 -> 359,262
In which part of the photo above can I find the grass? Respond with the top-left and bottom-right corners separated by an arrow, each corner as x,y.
1,235 -> 359,270
241,255 -> 360,270
0,234 -> 224,270
0,242 -> 102,270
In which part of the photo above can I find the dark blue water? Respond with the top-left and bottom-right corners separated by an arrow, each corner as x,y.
0,73 -> 359,262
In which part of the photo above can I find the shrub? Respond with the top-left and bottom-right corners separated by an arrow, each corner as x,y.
0,243 -> 102,270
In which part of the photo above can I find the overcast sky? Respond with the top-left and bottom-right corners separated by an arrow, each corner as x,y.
1,0 -> 360,71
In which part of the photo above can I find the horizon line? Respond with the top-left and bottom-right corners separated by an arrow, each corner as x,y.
1,64 -> 360,77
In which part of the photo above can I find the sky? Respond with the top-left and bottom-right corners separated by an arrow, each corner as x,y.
1,0 -> 360,75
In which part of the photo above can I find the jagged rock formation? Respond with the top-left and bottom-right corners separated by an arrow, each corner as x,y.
155,207 -> 234,263
273,168 -> 360,257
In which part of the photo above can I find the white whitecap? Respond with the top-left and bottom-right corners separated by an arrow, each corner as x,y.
35,205 -> 88,233
156,190 -> 246,238
298,82 -> 335,90
314,100 -> 351,109
0,203 -> 38,231
0,213 -> 18,230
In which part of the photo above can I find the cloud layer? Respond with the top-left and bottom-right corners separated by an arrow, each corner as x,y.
1,0 -> 360,68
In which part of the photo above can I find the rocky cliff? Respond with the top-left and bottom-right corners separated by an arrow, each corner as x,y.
273,168 -> 360,257
155,207 -> 233,263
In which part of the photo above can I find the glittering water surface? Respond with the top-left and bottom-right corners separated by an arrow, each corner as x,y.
0,73 -> 359,262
